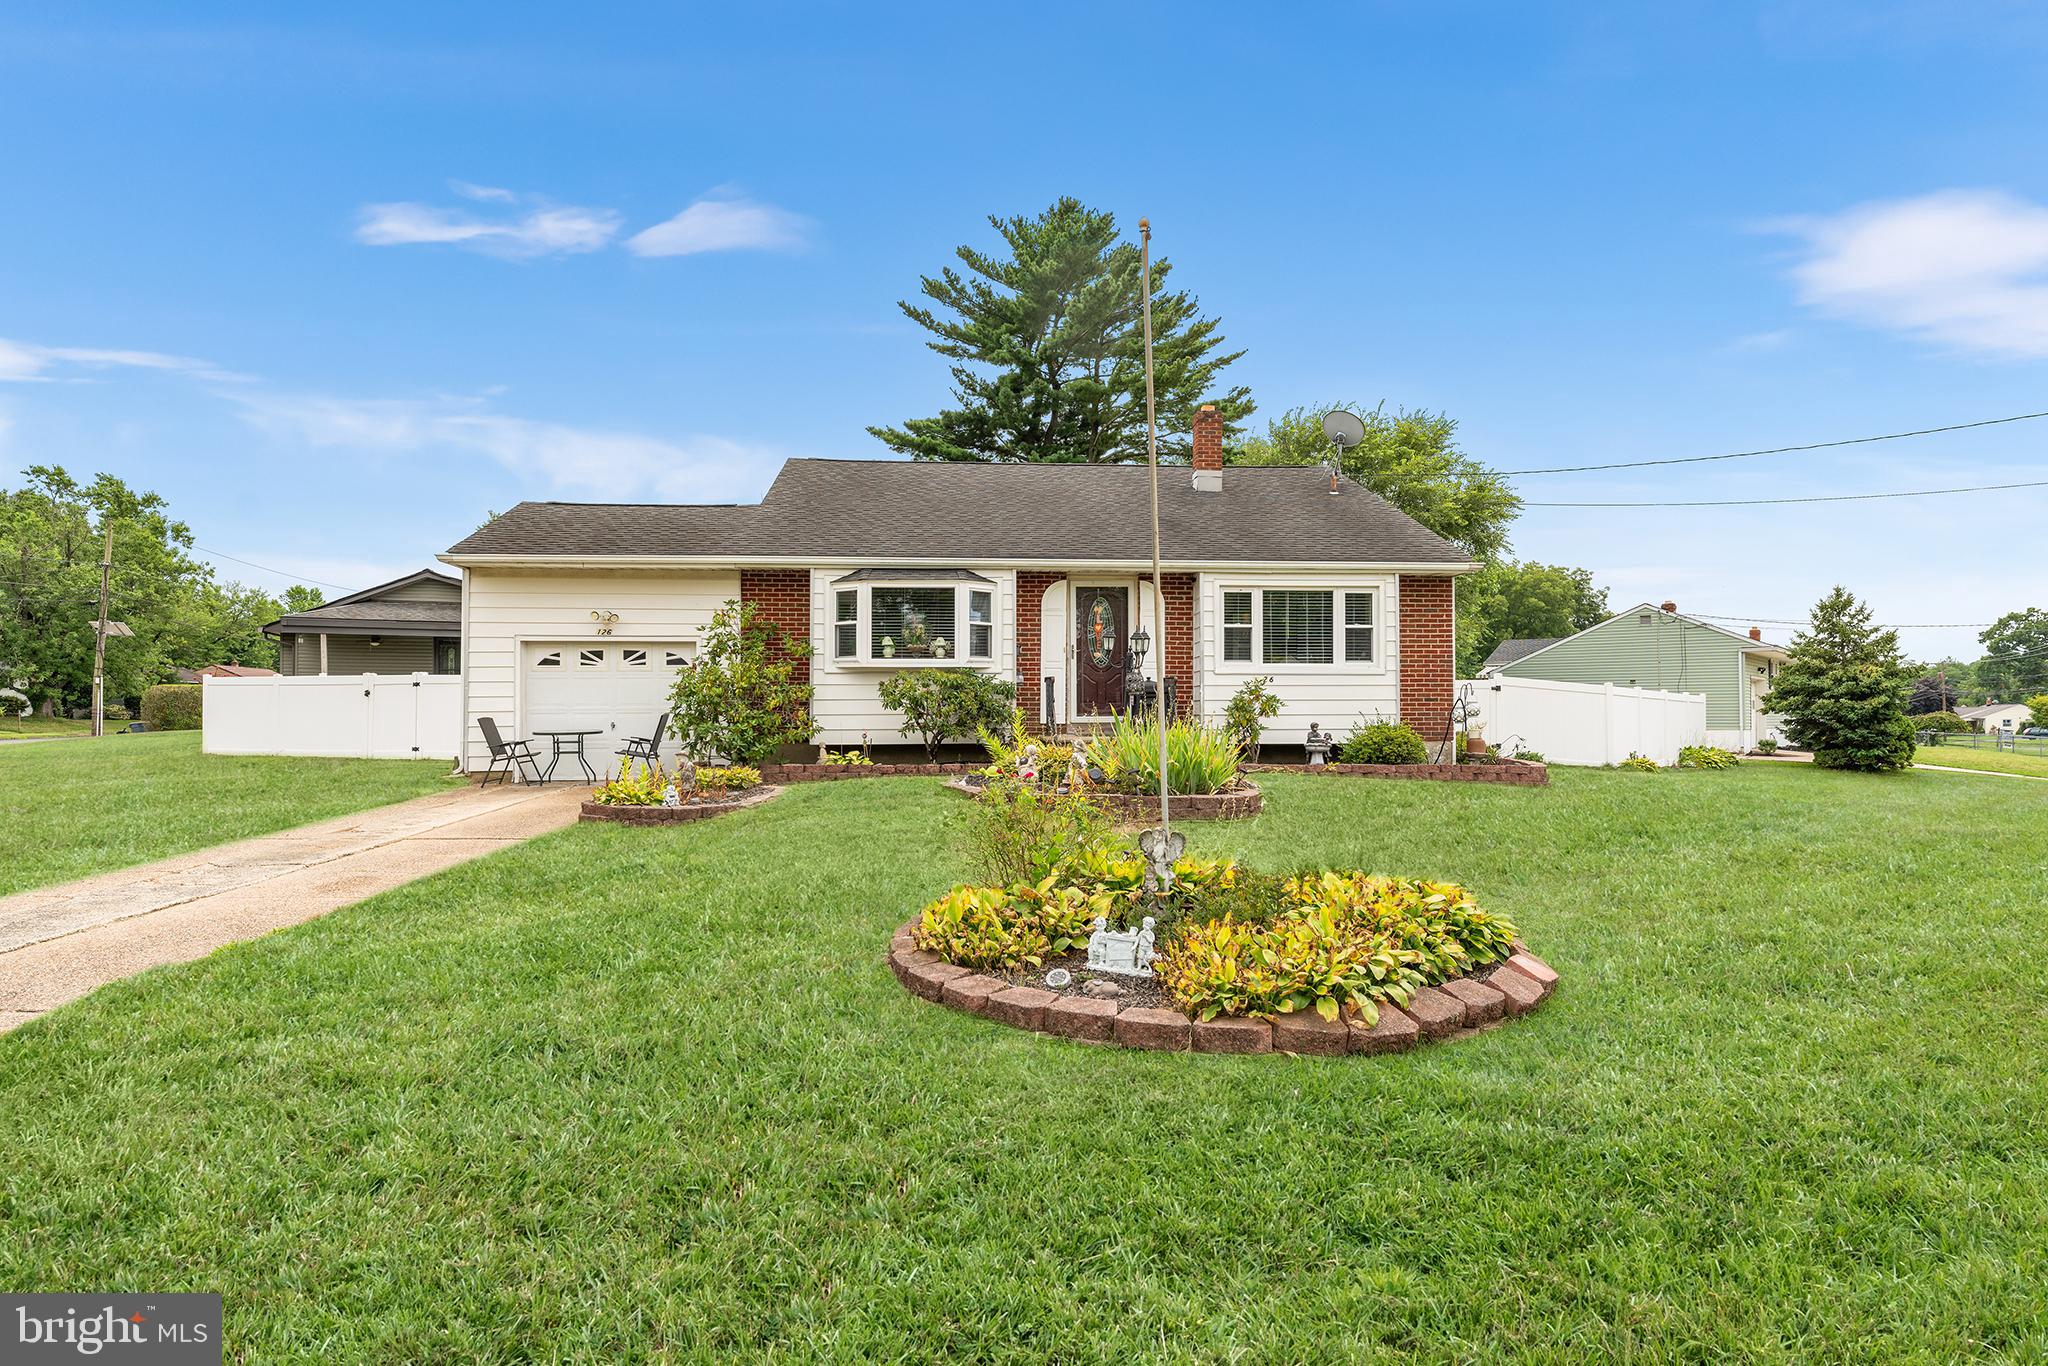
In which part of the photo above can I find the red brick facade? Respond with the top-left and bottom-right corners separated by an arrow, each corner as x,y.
1013,570 -> 1195,730
1139,572 -> 1197,719
1192,405 -> 1223,471
1397,574 -> 1455,746
738,568 -> 811,683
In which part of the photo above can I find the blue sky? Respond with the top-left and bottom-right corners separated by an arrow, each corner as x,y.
3,1 -> 2045,661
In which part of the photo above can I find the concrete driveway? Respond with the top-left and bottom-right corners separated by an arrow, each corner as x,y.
0,782 -> 587,1031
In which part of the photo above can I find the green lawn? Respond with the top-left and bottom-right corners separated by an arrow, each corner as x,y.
0,713 -> 92,738
2,767 -> 2045,1360
0,730 -> 461,896
1915,743 -> 2048,778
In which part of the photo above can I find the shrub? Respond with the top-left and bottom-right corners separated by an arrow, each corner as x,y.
1756,737 -> 1779,754
2030,694 -> 2048,728
959,776 -> 1112,885
1913,710 -> 1972,734
1761,586 -> 1915,772
1618,753 -> 1660,772
669,599 -> 816,763
1676,745 -> 1738,770
1282,872 -> 1517,983
878,669 -> 1017,761
1339,718 -> 1427,765
141,684 -> 202,731
695,765 -> 761,794
103,702 -> 131,722
1511,749 -> 1544,762
1082,714 -> 1241,795
1222,676 -> 1281,758
820,749 -> 873,766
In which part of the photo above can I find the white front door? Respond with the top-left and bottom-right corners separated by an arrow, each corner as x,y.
521,642 -> 693,755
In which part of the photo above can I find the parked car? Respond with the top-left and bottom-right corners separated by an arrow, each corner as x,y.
2022,727 -> 2048,739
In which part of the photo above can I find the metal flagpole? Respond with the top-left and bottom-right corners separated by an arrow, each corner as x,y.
1139,219 -> 1169,846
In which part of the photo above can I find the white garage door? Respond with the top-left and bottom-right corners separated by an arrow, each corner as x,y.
522,642 -> 693,756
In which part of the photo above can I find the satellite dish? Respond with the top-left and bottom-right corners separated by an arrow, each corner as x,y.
1321,409 -> 1366,450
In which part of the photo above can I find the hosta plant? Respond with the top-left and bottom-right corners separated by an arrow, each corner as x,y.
1677,745 -> 1738,770
1618,753 -> 1661,772
912,876 -> 1115,970
695,765 -> 762,794
592,760 -> 669,807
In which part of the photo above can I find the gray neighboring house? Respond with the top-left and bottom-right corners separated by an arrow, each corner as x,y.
262,569 -> 462,677
1480,637 -> 1564,672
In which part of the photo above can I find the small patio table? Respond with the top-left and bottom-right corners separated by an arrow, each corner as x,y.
533,729 -> 604,783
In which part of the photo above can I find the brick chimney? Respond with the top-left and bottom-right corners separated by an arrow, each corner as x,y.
1660,600 -> 1678,614
1192,403 -> 1223,493
1749,627 -> 1761,641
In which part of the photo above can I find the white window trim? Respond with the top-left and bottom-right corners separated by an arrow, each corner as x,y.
833,579 -> 997,669
1213,582 -> 1388,676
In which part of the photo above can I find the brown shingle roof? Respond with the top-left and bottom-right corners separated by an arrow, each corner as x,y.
444,459 -> 1473,566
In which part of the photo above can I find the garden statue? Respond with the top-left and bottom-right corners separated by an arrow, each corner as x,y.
1017,743 -> 1040,785
673,754 -> 696,794
1137,827 -> 1185,894
1067,748 -> 1090,792
1304,722 -> 1335,767
1086,914 -> 1157,977
661,783 -> 680,809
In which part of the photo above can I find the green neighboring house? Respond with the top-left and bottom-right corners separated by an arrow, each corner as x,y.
1481,601 -> 1790,750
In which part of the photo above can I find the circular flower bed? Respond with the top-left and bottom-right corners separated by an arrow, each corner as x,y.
887,854 -> 1557,1054
948,774 -> 1263,821
578,761 -> 782,825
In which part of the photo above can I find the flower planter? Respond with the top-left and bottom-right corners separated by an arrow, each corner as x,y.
578,784 -> 783,824
943,775 -> 1263,821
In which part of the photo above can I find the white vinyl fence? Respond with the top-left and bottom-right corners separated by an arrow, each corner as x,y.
203,674 -> 463,760
1460,676 -> 1707,767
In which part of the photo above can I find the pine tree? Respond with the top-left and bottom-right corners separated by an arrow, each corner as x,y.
868,198 -> 1252,464
1762,587 -> 1916,771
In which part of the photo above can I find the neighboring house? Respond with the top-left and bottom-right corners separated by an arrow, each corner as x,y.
261,570 -> 462,677
436,406 -> 1477,771
1482,601 -> 1790,750
1479,637 -> 1563,673
175,664 -> 278,682
1957,701 -> 2033,734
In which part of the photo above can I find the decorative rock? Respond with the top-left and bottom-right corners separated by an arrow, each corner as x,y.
1113,1006 -> 1192,1051
1441,976 -> 1508,1025
1401,986 -> 1466,1038
985,986 -> 1057,1031
940,974 -> 1008,1013
1045,996 -> 1118,1042
1348,1005 -> 1421,1054
1487,966 -> 1544,1016
1272,1009 -> 1350,1057
1193,1016 -> 1272,1054
1082,979 -> 1124,1000
1505,952 -> 1558,993
899,958 -> 970,1001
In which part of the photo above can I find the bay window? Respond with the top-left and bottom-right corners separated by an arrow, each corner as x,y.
829,570 -> 996,665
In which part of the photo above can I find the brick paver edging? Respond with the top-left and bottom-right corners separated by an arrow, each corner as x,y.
756,762 -> 984,782
888,918 -> 1558,1055
578,785 -> 784,824
1249,758 -> 1548,787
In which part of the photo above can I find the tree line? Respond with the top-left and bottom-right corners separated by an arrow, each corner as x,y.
1,466 -> 321,717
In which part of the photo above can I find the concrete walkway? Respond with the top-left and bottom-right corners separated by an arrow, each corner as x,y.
0,782 -> 587,1032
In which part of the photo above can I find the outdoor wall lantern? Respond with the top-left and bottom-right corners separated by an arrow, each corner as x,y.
1128,626 -> 1150,673
370,635 -> 382,647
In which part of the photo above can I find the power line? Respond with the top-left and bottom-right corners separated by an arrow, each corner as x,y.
190,546 -> 352,591
1689,612 -> 2004,629
1524,478 -> 2048,508
1499,409 -> 2048,476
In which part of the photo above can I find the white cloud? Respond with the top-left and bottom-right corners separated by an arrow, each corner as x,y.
626,190 -> 812,257
0,336 -> 250,384
354,188 -> 621,259
225,390 -> 775,502
1770,189 -> 2048,358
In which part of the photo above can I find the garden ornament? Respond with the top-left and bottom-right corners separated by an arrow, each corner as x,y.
673,754 -> 696,794
1018,743 -> 1040,784
661,783 -> 680,809
1137,827 -> 1185,894
1304,722 -> 1335,767
1085,914 -> 1157,977
1043,968 -> 1073,989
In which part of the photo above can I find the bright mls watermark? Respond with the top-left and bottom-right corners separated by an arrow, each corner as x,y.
4,1295 -> 220,1363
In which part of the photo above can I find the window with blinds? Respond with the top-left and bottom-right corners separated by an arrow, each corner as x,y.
968,590 -> 993,659
1262,590 -> 1333,664
1344,592 -> 1375,662
834,590 -> 857,659
1223,591 -> 1253,662
871,586 -> 957,658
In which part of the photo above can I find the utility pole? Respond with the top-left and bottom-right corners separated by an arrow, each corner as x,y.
91,524 -> 112,738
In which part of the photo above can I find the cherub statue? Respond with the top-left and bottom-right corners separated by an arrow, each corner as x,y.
1085,915 -> 1110,969
1134,916 -> 1158,972
1137,827 -> 1186,894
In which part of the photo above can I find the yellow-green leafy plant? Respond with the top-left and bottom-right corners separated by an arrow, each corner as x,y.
695,765 -> 762,794
1153,908 -> 1420,1025
1677,744 -> 1737,770
1280,872 -> 1515,986
977,707 -> 1074,780
960,776 -> 1111,884
1618,753 -> 1661,772
912,875 -> 1116,970
593,760 -> 669,807
820,749 -> 873,766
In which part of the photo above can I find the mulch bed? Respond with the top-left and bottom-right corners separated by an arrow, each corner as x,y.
578,784 -> 784,824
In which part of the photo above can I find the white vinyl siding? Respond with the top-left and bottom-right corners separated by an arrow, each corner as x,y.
459,568 -> 738,770
811,567 -> 1016,745
1195,572 -> 1399,745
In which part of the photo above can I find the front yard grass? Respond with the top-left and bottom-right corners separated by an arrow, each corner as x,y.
0,713 -> 93,738
1,766 -> 2044,1359
1915,742 -> 2048,778
0,730 -> 461,896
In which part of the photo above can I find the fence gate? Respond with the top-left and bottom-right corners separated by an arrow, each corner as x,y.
203,674 -> 463,760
